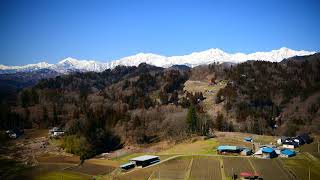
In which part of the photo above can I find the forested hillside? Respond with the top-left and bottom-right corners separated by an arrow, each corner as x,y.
1,54 -> 320,160
217,53 -> 320,136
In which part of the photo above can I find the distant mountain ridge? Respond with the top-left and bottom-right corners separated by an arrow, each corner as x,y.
0,47 -> 316,74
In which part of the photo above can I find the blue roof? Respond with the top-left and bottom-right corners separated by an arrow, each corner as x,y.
244,137 -> 252,141
262,147 -> 274,153
217,145 -> 240,151
281,149 -> 296,156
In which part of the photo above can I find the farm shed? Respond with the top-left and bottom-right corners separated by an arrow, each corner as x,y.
217,145 -> 241,154
299,133 -> 312,144
282,141 -> 298,149
120,162 -> 135,170
293,136 -> 305,146
254,149 -> 263,157
261,147 -> 277,159
244,137 -> 253,142
277,137 -> 287,145
240,148 -> 253,156
280,149 -> 296,158
130,155 -> 160,167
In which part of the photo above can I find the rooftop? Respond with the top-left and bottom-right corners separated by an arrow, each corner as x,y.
281,149 -> 296,156
120,162 -> 135,168
217,145 -> 240,151
262,147 -> 274,153
130,155 -> 159,162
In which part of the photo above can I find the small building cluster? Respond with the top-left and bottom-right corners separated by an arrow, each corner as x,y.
277,133 -> 312,149
217,134 -> 312,159
120,155 -> 160,171
253,145 -> 296,159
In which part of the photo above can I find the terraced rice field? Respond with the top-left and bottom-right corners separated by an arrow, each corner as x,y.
34,171 -> 92,180
66,162 -> 115,176
189,157 -> 221,180
150,158 -> 191,180
281,157 -> 320,180
113,155 -> 317,180
223,157 -> 253,178
115,168 -> 154,180
36,154 -> 80,164
252,159 -> 291,180
116,157 -> 191,180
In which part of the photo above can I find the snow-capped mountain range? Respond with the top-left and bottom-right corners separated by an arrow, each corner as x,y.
0,47 -> 316,74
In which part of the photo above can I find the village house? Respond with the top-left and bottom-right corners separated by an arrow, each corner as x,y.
283,142 -> 298,149
48,127 -> 64,138
254,147 -> 277,159
277,137 -> 287,145
240,148 -> 253,156
244,137 -> 253,142
261,147 -> 277,158
280,149 -> 296,158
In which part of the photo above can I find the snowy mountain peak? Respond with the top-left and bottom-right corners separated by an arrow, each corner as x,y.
0,47 -> 316,74
58,57 -> 79,64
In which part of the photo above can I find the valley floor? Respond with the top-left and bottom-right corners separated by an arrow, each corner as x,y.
1,129 -> 320,180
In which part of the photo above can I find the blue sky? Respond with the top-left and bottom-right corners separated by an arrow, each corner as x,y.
0,0 -> 319,65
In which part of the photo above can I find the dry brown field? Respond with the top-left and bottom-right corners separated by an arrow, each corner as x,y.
252,159 -> 291,180
223,157 -> 254,178
66,162 -> 115,176
189,156 -> 221,180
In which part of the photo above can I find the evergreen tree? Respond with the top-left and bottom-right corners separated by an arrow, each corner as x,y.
186,105 -> 197,133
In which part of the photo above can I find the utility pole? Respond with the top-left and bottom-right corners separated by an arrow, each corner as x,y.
318,141 -> 319,153
309,166 -> 310,180
231,168 -> 234,180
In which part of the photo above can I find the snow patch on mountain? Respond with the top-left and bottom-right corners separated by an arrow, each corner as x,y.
0,47 -> 316,74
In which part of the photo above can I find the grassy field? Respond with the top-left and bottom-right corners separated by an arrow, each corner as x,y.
159,138 -> 219,155
183,80 -> 226,114
19,163 -> 79,179
299,140 -> 320,159
37,153 -> 80,164
66,162 -> 116,176
281,155 -> 320,180
34,171 -> 92,180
